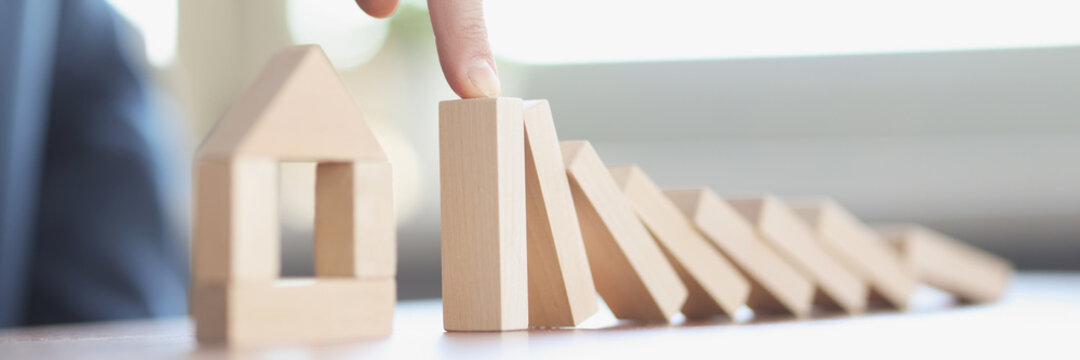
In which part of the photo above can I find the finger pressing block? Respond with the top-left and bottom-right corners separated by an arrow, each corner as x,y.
875,224 -> 1013,303
665,188 -> 814,318
562,141 -> 687,322
789,199 -> 917,310
727,196 -> 868,314
609,166 -> 750,319
523,100 -> 598,327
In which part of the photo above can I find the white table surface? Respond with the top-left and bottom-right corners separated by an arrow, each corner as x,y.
2,272 -> 1077,359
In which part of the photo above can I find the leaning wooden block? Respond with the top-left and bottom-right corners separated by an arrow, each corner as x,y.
666,188 -> 814,318
192,279 -> 395,346
561,141 -> 687,322
315,162 -> 395,278
523,100 -> 598,327
789,199 -> 917,310
875,224 -> 1013,303
440,97 -> 528,331
728,196 -> 868,314
609,166 -> 749,319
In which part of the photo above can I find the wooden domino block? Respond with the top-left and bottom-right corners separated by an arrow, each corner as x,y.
439,97 -> 528,331
609,166 -> 750,319
789,199 -> 917,309
191,45 -> 396,345
727,196 -> 868,314
561,141 -> 687,322
665,188 -> 814,318
523,100 -> 598,327
875,224 -> 1013,303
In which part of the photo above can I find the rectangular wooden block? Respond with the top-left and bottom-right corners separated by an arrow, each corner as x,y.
192,278 -> 395,346
439,98 -> 528,331
315,161 -> 396,278
728,196 -> 868,314
561,141 -> 687,322
192,159 -> 280,285
609,166 -> 749,319
523,100 -> 598,327
875,224 -> 1013,303
666,188 -> 815,318
789,199 -> 917,309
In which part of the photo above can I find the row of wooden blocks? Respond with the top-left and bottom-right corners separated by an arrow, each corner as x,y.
439,97 -> 1014,331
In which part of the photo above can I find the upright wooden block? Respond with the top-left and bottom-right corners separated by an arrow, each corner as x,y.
191,45 -> 396,345
666,188 -> 815,318
875,224 -> 1013,303
789,199 -> 917,309
523,100 -> 598,327
561,141 -> 687,322
192,159 -> 280,286
439,97 -> 528,331
315,162 -> 396,278
728,196 -> 868,314
608,166 -> 749,319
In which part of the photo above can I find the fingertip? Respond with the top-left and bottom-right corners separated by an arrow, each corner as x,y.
355,0 -> 399,18
457,58 -> 501,98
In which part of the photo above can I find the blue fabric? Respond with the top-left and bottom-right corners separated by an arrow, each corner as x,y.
0,0 -> 187,327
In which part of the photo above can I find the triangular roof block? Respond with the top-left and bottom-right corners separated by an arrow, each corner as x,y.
197,45 -> 387,162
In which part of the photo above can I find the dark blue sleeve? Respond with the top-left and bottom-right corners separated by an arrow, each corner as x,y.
20,0 -> 188,325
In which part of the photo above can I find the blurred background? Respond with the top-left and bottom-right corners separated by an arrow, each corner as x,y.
109,0 -> 1079,300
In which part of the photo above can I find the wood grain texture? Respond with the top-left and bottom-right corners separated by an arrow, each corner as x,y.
789,199 -> 917,310
727,196 -> 868,314
196,45 -> 386,162
609,166 -> 749,319
561,141 -> 687,323
192,159 -> 280,286
439,97 -> 528,331
876,224 -> 1013,303
665,188 -> 814,318
523,100 -> 598,327
192,279 -> 395,346
315,162 -> 396,278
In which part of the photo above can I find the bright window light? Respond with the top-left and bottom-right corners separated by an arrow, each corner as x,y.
286,0 -> 390,69
106,0 -> 178,67
485,0 -> 1080,64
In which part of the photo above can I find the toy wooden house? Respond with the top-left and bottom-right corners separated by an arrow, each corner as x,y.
190,45 -> 395,345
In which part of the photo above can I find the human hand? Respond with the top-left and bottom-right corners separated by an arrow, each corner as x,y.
353,0 -> 501,99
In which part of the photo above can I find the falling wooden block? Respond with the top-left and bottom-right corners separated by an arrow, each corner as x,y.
192,279 -> 395,346
875,224 -> 1013,303
439,97 -> 528,331
666,188 -> 815,318
191,45 -> 395,345
789,199 -> 917,309
522,100 -> 598,327
609,166 -> 749,319
561,141 -> 687,322
727,196 -> 868,314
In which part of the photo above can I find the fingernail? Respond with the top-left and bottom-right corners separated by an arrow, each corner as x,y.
466,58 -> 501,98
